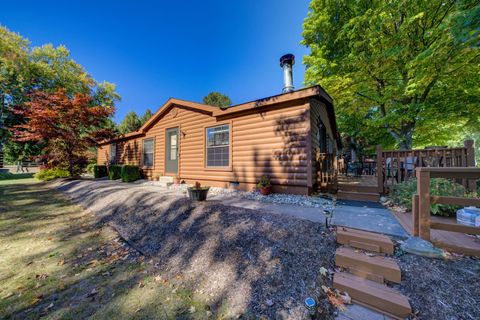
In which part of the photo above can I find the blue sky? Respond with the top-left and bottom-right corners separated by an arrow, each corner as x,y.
1,0 -> 311,123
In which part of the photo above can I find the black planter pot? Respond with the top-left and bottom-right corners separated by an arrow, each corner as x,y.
187,187 -> 210,201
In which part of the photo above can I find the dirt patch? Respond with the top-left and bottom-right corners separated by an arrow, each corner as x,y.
54,179 -> 338,319
394,252 -> 480,320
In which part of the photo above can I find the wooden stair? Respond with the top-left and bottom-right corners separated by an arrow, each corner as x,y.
337,227 -> 395,254
337,183 -> 380,202
334,228 -> 412,319
337,190 -> 380,202
333,272 -> 411,319
336,247 -> 401,283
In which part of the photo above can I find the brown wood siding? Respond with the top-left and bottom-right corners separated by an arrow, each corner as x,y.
98,100 -> 312,194
97,145 -> 109,165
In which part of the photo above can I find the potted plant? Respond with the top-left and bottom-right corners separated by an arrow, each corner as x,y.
187,181 -> 210,201
257,174 -> 272,195
174,175 -> 181,184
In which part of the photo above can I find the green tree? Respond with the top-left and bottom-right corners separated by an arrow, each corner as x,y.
302,0 -> 480,150
203,92 -> 232,109
0,26 -> 120,163
140,108 -> 153,125
118,111 -> 141,134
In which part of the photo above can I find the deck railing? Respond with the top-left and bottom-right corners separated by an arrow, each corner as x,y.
316,152 -> 337,192
412,167 -> 480,241
376,140 -> 476,193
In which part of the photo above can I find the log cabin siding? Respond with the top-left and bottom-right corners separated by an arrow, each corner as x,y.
99,101 -> 311,194
97,86 -> 339,195
97,145 -> 109,164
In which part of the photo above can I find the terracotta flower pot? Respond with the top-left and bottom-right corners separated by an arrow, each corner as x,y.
259,186 -> 271,195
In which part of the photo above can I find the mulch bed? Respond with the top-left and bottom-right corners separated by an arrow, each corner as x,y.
394,250 -> 480,320
56,180 -> 338,319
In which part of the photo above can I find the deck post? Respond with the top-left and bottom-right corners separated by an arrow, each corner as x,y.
377,145 -> 385,194
417,168 -> 431,241
376,145 -> 384,194
412,194 -> 419,236
464,140 -> 476,193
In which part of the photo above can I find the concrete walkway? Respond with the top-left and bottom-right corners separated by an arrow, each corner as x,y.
209,195 -> 408,238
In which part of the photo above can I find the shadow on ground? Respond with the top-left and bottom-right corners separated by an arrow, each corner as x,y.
50,179 -> 337,319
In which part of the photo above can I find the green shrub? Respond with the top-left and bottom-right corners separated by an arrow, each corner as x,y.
121,165 -> 140,182
108,165 -> 122,180
86,163 -> 96,174
93,165 -> 108,178
390,178 -> 470,217
34,168 -> 70,181
0,172 -> 15,180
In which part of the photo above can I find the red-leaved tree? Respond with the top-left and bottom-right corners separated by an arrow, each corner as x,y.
12,89 -> 115,176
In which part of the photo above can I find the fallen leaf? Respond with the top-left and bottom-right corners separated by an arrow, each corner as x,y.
319,267 -> 328,276
339,292 -> 351,304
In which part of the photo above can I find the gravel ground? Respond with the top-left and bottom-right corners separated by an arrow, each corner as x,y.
394,252 -> 480,320
53,179 -> 338,319
168,183 -> 335,209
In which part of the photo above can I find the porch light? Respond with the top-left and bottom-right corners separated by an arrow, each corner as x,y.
323,209 -> 333,228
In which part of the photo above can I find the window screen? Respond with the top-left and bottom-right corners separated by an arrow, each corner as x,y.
206,124 -> 230,167
143,139 -> 154,167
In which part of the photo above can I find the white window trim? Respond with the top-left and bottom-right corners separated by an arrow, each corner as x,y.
142,138 -> 155,168
205,124 -> 231,169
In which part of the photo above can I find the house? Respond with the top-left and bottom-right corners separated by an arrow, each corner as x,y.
97,55 -> 340,195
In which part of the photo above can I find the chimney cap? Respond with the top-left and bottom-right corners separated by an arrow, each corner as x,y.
280,54 -> 295,67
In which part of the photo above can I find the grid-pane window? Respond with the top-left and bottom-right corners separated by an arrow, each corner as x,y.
143,139 -> 154,167
110,143 -> 116,164
206,124 -> 229,167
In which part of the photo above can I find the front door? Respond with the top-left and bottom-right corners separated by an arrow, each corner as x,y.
165,127 -> 179,174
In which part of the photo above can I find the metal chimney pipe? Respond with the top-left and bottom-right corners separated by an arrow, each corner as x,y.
280,54 -> 295,93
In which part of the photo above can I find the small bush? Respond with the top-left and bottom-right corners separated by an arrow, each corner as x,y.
86,163 -> 96,174
390,178 -> 469,217
93,165 -> 108,178
108,165 -> 122,180
121,165 -> 140,182
34,168 -> 70,181
257,174 -> 271,188
0,172 -> 15,180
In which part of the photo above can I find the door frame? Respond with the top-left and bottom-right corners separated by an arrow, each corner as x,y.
164,126 -> 180,174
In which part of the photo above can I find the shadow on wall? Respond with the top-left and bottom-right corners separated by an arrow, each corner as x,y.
273,109 -> 309,191
229,108 -> 309,193
122,141 -> 140,165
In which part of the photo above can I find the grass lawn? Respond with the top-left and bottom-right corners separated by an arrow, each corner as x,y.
0,179 -> 214,319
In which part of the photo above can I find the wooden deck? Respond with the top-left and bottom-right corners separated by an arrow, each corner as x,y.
337,175 -> 378,187
337,175 -> 380,202
392,211 -> 480,256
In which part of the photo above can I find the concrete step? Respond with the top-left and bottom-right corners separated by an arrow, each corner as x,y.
336,227 -> 394,255
333,272 -> 411,319
159,176 -> 174,183
337,190 -> 380,202
152,181 -> 172,188
336,247 -> 401,283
